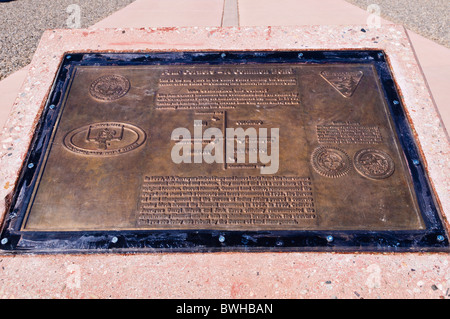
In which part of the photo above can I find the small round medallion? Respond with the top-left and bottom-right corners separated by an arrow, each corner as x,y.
311,146 -> 351,178
354,148 -> 395,180
89,74 -> 130,101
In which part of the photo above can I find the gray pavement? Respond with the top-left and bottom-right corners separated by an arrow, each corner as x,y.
345,0 -> 449,48
0,0 -> 136,80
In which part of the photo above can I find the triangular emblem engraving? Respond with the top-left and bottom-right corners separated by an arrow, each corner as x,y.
320,70 -> 363,98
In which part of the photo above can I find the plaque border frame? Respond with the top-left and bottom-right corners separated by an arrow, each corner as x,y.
0,51 -> 448,254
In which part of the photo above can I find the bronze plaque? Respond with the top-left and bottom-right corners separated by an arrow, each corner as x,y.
1,51 -> 448,252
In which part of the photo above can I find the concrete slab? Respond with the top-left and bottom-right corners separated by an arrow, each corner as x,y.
0,26 -> 448,298
406,31 -> 450,137
238,0 -> 450,137
91,0 -> 224,28
0,66 -> 29,132
222,0 -> 239,27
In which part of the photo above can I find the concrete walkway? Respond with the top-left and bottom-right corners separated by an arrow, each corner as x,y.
1,0 -> 449,137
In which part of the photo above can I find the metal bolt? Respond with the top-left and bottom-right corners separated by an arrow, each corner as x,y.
276,239 -> 283,246
412,159 -> 420,165
49,104 -> 55,109
28,163 -> 34,169
437,235 -> 445,242
378,52 -> 383,58
218,235 -> 225,243
66,55 -> 72,60
111,236 -> 118,243
1,238 -> 8,245
326,235 -> 334,242
220,53 -> 226,58
298,53 -> 303,58
393,100 -> 399,105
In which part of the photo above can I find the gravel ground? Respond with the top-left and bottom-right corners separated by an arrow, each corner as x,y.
345,0 -> 449,48
0,0 -> 136,80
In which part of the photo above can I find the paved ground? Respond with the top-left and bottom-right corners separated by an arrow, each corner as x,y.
1,0 -> 448,80
0,0 -> 136,80
345,0 -> 449,48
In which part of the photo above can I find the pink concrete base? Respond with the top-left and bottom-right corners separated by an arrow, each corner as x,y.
0,26 -> 449,299
0,253 -> 449,298
0,66 -> 30,131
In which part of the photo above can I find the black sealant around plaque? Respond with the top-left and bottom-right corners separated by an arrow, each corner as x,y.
0,51 -> 448,254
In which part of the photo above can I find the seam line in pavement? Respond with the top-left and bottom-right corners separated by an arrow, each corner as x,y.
221,0 -> 239,27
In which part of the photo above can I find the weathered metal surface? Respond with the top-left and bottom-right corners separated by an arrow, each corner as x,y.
22,63 -> 423,232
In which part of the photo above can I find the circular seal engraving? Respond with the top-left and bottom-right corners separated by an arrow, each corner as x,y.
354,148 -> 395,179
63,122 -> 146,156
89,75 -> 130,101
311,146 -> 351,178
